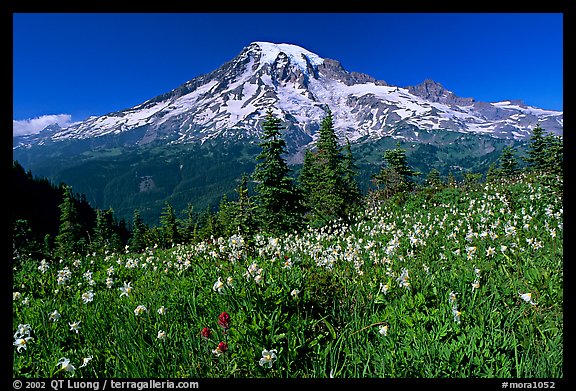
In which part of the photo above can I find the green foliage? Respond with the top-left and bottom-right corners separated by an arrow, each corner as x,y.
298,110 -> 361,226
499,146 -> 519,177
91,209 -> 122,255
13,172 -> 563,378
159,202 -> 181,248
252,109 -> 303,234
425,168 -> 444,189
54,185 -> 85,258
372,143 -> 420,199
128,209 -> 148,253
216,174 -> 258,244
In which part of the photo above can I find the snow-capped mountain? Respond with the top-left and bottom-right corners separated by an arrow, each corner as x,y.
14,41 -> 563,156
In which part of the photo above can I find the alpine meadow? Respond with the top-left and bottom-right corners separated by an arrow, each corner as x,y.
12,114 -> 563,378
12,37 -> 564,381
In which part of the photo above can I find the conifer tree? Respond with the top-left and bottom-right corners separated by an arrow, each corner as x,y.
298,110 -> 360,224
160,202 -> 180,247
55,185 -> 83,258
129,209 -> 148,253
181,203 -> 197,243
341,139 -> 362,213
486,162 -> 502,183
524,124 -> 548,171
543,134 -> 563,176
252,108 -> 302,233
426,168 -> 443,189
499,145 -> 519,177
447,171 -> 457,187
235,173 -> 257,239
373,143 -> 420,196
91,208 -> 121,254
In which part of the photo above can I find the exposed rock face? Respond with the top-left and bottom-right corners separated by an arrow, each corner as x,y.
407,79 -> 475,106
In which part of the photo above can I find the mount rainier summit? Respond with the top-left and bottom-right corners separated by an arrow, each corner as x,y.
13,41 -> 563,158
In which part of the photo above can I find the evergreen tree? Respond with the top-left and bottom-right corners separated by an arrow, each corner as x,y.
54,185 -> 83,258
234,173 -> 257,239
341,139 -> 362,214
524,124 -> 548,171
91,208 -> 121,254
543,134 -> 563,176
486,162 -> 502,183
373,143 -> 420,197
252,108 -> 302,233
216,194 -> 234,238
159,202 -> 181,247
298,110 -> 360,224
180,203 -> 198,243
426,168 -> 443,189
499,145 -> 519,177
447,171 -> 457,187
128,209 -> 148,253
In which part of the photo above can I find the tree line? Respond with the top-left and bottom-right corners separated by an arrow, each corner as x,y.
12,107 -> 563,261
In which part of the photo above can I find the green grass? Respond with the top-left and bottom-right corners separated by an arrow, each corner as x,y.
12,172 -> 563,378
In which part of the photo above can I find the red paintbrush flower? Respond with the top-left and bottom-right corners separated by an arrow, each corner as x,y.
218,311 -> 231,330
201,327 -> 211,340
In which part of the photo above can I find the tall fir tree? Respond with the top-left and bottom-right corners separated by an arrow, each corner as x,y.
54,185 -> 83,258
234,173 -> 257,239
524,124 -> 548,171
373,143 -> 420,197
499,145 -> 519,177
91,208 -> 121,254
128,209 -> 148,253
426,168 -> 443,189
543,133 -> 563,176
159,202 -> 181,248
252,108 -> 302,233
298,110 -> 360,224
340,138 -> 362,214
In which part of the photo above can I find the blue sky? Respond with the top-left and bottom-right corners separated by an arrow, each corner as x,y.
13,13 -> 563,135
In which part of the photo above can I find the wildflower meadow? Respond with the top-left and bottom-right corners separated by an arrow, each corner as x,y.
13,172 -> 563,378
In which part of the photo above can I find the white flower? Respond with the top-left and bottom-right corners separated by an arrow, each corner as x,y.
378,324 -> 389,336
79,356 -> 93,368
82,290 -> 94,304
38,259 -> 49,273
259,349 -> 278,368
452,307 -> 461,324
449,291 -> 457,305
213,277 -> 225,294
49,310 -> 61,322
13,292 -> 21,301
157,306 -> 167,315
157,330 -> 166,340
15,324 -> 32,338
471,280 -> 480,292
519,291 -> 537,305
134,305 -> 147,316
69,321 -> 81,333
254,274 -> 263,284
379,283 -> 389,295
290,289 -> 300,298
226,276 -> 234,287
13,336 -> 33,353
396,268 -> 410,290
57,357 -> 75,372
119,281 -> 133,297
